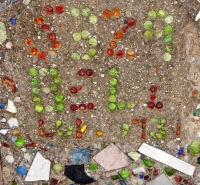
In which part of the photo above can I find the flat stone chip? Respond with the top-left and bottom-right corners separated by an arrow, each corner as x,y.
93,143 -> 132,171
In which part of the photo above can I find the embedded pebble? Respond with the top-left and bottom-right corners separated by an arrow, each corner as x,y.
14,97 -> 21,103
5,153 -> 15,163
7,118 -> 19,128
1,118 -> 6,122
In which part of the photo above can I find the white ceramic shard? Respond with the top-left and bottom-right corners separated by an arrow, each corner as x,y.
93,143 -> 132,171
25,152 -> 51,181
6,99 -> 17,113
1,118 -> 6,122
132,165 -> 146,174
5,153 -> 14,164
7,118 -> 18,128
138,143 -> 195,176
0,129 -> 8,135
128,151 -> 141,161
195,11 -> 200,21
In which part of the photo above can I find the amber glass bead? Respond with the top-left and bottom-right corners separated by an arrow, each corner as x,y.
46,132 -> 54,137
126,49 -> 136,59
39,128 -> 45,137
114,31 -> 123,40
141,131 -> 146,139
132,119 -> 140,124
76,130 -> 82,138
38,51 -> 47,60
176,123 -> 181,128
106,48 -> 114,56
29,47 -> 38,56
41,24 -> 51,31
25,143 -> 36,148
192,89 -> 198,97
112,8 -> 121,18
52,41 -> 61,49
35,15 -> 44,25
25,37 -> 33,46
176,129 -> 180,136
142,123 -> 146,129
103,9 -> 111,18
109,40 -> 117,49
44,5 -> 53,15
141,118 -> 147,124
55,5 -> 65,14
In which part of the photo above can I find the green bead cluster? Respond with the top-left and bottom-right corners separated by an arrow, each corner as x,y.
55,120 -> 73,137
149,117 -> 167,139
121,123 -> 130,137
72,30 -> 98,61
108,68 -> 135,110
70,7 -> 98,24
144,10 -> 174,61
28,67 -> 65,113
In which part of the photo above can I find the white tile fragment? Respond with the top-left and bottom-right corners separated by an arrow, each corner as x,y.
138,143 -> 195,176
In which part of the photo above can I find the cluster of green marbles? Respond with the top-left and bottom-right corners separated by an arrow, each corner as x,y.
72,30 -> 98,60
55,120 -> 73,137
28,67 -> 65,113
149,117 -> 166,139
144,10 -> 174,61
108,68 -> 135,110
70,7 -> 98,24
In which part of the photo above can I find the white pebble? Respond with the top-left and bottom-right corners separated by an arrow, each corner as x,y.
5,153 -> 15,164
7,118 -> 19,128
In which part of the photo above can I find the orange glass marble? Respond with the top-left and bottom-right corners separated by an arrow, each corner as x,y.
192,89 -> 198,97
109,40 -> 117,49
38,51 -> 47,60
103,9 -> 111,18
29,47 -> 38,56
25,37 -> 33,46
106,48 -> 114,56
132,119 -> 140,124
112,8 -> 120,18
126,49 -> 136,59
114,31 -> 123,40
35,15 -> 44,25
52,41 -> 61,49
39,128 -> 45,137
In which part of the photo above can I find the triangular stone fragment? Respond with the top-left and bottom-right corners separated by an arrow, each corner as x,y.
93,143 -> 132,171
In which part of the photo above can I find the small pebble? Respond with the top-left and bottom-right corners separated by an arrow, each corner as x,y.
9,18 -> 16,25
5,42 -> 13,49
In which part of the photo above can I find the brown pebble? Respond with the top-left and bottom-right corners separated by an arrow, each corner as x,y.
12,129 -> 22,136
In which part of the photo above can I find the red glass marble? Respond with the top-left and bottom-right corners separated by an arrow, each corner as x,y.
47,33 -> 56,42
38,51 -> 47,60
127,17 -> 136,27
116,50 -> 125,58
55,5 -> 64,14
44,5 -> 53,15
